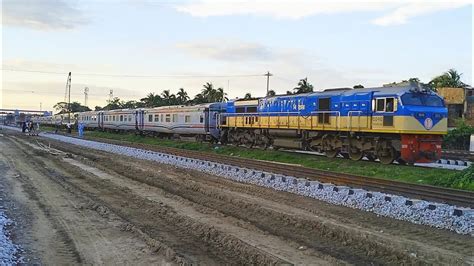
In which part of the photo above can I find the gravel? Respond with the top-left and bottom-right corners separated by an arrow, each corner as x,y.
4,127 -> 473,235
0,209 -> 19,264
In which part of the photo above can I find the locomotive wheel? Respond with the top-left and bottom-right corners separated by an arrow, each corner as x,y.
377,146 -> 396,165
325,149 -> 339,158
349,148 -> 364,161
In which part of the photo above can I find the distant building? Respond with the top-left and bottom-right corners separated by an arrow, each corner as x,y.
437,87 -> 474,127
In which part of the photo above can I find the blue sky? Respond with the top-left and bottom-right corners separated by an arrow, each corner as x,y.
1,0 -> 472,110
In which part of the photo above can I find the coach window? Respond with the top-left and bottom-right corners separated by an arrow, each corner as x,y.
154,115 -> 159,122
160,114 -> 164,122
129,115 -> 132,121
165,114 -> 171,122
172,114 -> 178,122
148,114 -> 153,122
185,115 -> 191,123
120,115 -> 124,122
200,115 -> 204,123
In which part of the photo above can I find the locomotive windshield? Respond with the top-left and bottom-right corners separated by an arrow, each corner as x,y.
401,93 -> 444,107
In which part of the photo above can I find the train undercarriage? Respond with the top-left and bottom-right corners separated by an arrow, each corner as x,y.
221,128 -> 442,165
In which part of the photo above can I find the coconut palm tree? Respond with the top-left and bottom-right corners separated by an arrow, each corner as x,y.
216,87 -> 228,102
161,90 -> 176,105
140,92 -> 161,107
429,69 -> 466,88
176,88 -> 190,104
293,77 -> 314,94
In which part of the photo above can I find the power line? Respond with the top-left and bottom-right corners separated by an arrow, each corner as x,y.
1,68 -> 265,79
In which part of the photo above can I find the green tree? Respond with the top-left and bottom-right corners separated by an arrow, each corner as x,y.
103,97 -> 122,110
176,88 -> 190,104
161,90 -> 176,105
121,100 -> 138,109
267,90 -> 276,97
216,87 -> 228,102
94,106 -> 102,111
353,84 -> 364,89
429,69 -> 467,89
140,92 -> 162,107
293,77 -> 314,94
54,101 -> 91,114
243,93 -> 253,100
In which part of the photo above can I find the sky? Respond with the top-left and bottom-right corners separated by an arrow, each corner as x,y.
1,0 -> 472,111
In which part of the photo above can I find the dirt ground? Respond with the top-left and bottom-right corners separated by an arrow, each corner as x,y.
0,130 -> 472,265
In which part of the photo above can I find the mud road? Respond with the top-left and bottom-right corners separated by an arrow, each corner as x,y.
0,131 -> 472,265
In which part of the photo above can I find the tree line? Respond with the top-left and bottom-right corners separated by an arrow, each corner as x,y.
54,68 -> 469,113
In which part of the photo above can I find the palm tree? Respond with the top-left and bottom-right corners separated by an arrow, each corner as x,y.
267,90 -> 276,97
161,90 -> 176,105
140,92 -> 161,107
216,87 -> 228,102
293,77 -> 314,94
176,88 -> 190,104
201,82 -> 216,102
429,69 -> 466,88
243,93 -> 253,100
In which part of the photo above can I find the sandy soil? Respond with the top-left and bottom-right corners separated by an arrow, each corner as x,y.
0,130 -> 472,265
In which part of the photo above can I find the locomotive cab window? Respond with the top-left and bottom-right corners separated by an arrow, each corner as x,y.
375,97 -> 396,113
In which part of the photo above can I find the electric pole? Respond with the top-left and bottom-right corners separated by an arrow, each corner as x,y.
84,87 -> 89,107
66,72 -> 72,123
264,71 -> 273,96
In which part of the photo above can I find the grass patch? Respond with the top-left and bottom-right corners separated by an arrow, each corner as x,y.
43,127 -> 471,191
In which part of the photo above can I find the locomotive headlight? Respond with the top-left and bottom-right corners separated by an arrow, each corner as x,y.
416,112 -> 425,118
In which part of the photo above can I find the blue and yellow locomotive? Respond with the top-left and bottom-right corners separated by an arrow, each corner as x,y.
221,84 -> 447,164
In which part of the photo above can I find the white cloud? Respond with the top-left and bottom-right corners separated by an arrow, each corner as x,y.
177,41 -> 273,61
175,0 -> 389,19
174,0 -> 470,25
372,1 -> 471,26
2,0 -> 88,30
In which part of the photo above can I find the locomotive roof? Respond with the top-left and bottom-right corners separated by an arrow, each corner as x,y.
262,85 -> 435,100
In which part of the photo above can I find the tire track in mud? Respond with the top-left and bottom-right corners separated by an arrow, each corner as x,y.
7,136 -> 293,265
41,136 -> 474,265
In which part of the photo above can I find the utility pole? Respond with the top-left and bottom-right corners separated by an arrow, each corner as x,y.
40,102 -> 42,111
66,72 -> 72,123
84,87 -> 89,107
264,71 -> 273,96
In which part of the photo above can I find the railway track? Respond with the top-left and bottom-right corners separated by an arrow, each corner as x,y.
81,136 -> 474,208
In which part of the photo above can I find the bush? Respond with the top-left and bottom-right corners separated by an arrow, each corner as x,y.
443,119 -> 474,150
433,165 -> 474,190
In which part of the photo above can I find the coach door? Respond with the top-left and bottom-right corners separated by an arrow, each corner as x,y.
204,108 -> 210,133
135,110 -> 145,131
98,112 -> 104,129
